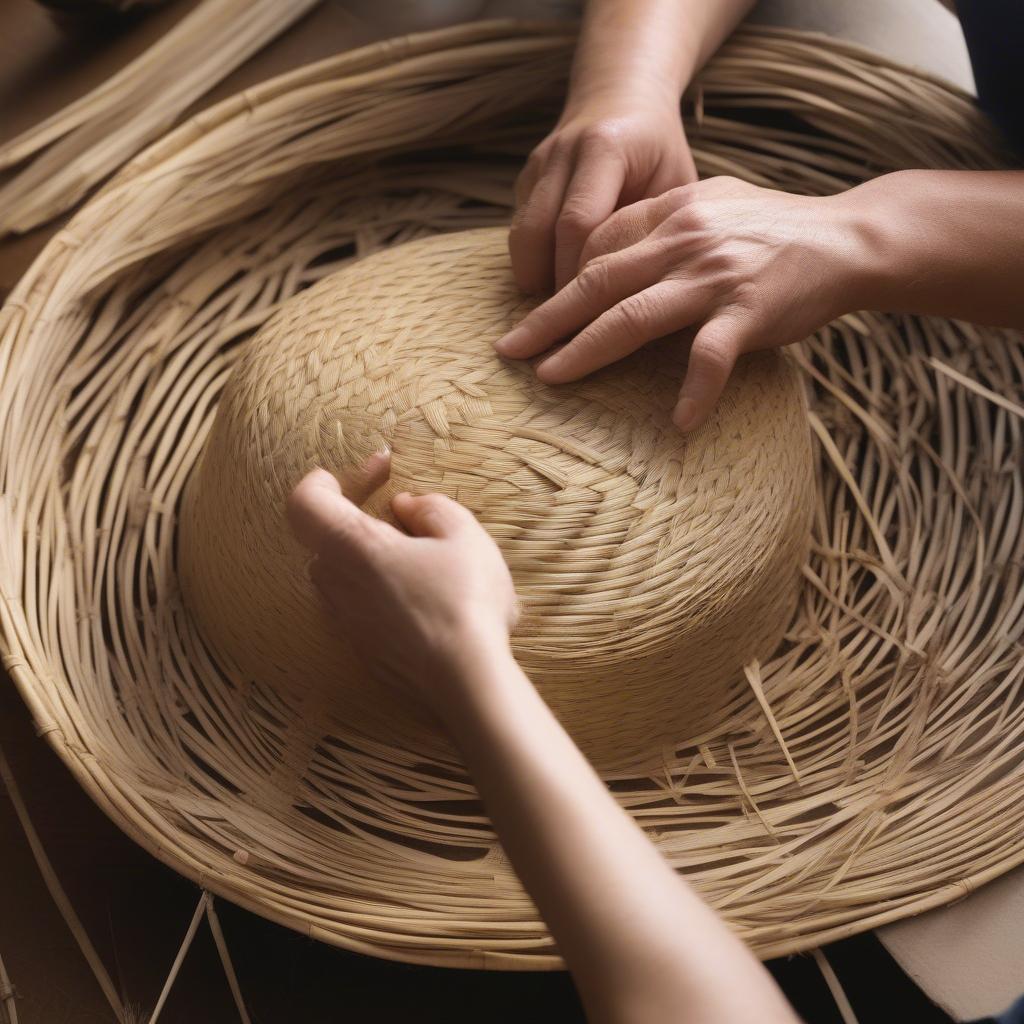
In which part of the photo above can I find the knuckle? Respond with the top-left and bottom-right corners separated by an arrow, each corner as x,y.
707,174 -> 742,191
556,202 -> 594,239
669,198 -> 715,235
696,249 -> 736,278
547,133 -> 573,161
664,206 -> 693,234
616,292 -> 657,334
575,256 -> 612,298
730,279 -> 760,308
580,120 -> 621,149
663,184 -> 695,212
693,333 -> 736,374
526,144 -> 547,168
642,234 -> 677,271
688,199 -> 711,224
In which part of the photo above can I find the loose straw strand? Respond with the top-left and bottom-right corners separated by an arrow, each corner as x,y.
0,952 -> 17,1024
205,898 -> 253,1024
0,0 -> 321,234
0,744 -> 126,1023
812,948 -> 860,1024
147,892 -> 209,1024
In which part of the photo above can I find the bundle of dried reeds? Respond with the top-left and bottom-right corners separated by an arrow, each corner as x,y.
0,0 -> 320,235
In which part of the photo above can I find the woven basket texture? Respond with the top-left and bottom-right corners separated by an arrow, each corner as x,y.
0,21 -> 1022,968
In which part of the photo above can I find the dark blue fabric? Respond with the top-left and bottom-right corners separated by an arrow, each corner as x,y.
973,994 -> 1024,1023
957,0 -> 1024,152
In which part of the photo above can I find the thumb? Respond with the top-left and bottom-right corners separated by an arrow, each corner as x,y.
672,315 -> 747,432
287,468 -> 371,553
391,492 -> 475,540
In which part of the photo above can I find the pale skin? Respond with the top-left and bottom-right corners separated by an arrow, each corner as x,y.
286,4 -> 1021,1018
507,3 -> 1024,432
288,459 -> 800,1024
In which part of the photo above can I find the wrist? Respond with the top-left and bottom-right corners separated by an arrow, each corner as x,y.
829,175 -> 916,315
563,76 -> 682,122
430,616 -> 514,690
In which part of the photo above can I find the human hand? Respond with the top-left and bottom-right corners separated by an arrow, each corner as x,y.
498,176 -> 873,431
510,94 -> 696,295
287,456 -> 518,714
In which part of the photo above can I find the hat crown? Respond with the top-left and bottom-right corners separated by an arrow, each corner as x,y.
180,227 -> 814,768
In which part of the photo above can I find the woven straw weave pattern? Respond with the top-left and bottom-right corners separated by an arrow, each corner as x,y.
180,227 -> 813,769
0,22 -> 1021,968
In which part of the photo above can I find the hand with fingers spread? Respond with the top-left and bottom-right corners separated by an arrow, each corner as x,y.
499,176 -> 875,432
286,455 -> 517,715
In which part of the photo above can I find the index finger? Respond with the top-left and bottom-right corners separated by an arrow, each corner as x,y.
508,154 -> 572,295
287,468 -> 376,554
553,145 -> 626,291
494,241 -> 664,361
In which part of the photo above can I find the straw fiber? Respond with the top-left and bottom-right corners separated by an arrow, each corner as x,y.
0,21 -> 1022,969
180,227 -> 814,771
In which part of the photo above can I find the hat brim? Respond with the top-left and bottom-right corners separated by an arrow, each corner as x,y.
1,21 -> 1023,969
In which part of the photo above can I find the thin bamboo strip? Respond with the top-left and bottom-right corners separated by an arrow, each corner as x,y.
0,953 -> 16,1024
0,21 -> 1020,971
0,0 -> 321,234
147,892 -> 208,1024
812,948 -> 860,1024
0,745 -> 126,1020
205,898 -> 252,1024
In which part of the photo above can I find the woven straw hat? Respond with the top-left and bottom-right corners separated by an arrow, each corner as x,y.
179,226 -> 814,771
1,21 -> 1022,969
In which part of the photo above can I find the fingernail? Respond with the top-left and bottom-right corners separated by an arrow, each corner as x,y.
673,397 -> 698,432
494,327 -> 524,356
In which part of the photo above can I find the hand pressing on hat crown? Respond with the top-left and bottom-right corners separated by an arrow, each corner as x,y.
509,0 -> 763,296
499,175 -> 875,432
286,454 -> 518,717
510,95 -> 696,295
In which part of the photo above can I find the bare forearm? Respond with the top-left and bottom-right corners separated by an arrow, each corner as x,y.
439,637 -> 797,1024
568,0 -> 754,111
847,170 -> 1024,327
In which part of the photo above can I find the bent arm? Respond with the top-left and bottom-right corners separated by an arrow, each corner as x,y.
849,169 -> 1024,328
438,634 -> 799,1024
